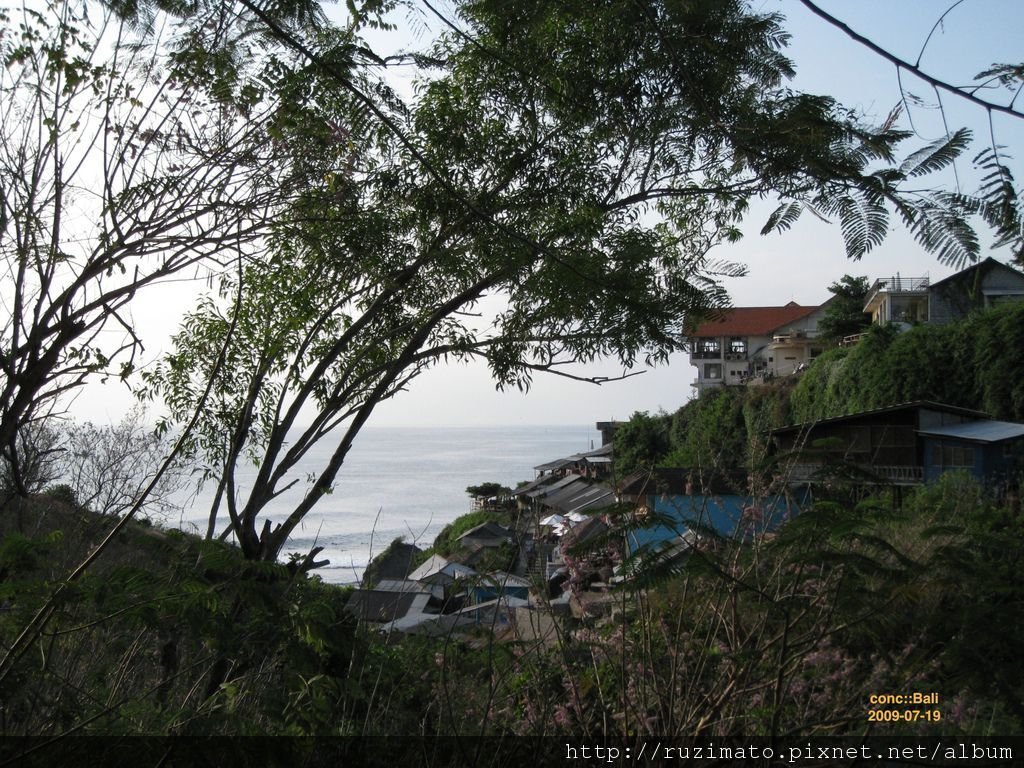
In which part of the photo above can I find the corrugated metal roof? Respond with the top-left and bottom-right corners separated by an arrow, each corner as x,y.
374,579 -> 430,594
688,303 -> 818,338
565,488 -> 615,514
533,457 -> 574,472
772,401 -> 991,435
524,473 -> 580,499
480,571 -> 530,588
408,554 -> 449,582
345,590 -> 428,623
457,521 -> 512,541
513,474 -> 559,496
918,420 -> 1024,443
441,562 -> 477,579
543,480 -> 594,510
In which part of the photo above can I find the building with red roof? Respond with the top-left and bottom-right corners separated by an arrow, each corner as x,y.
686,301 -> 827,393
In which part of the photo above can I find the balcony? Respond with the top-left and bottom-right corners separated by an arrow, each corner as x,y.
864,276 -> 929,313
782,463 -> 924,486
771,329 -> 817,344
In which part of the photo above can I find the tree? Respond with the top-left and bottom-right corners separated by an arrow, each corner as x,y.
137,0 -> 1022,565
466,483 -> 512,502
0,0 -> 337,495
58,408 -> 187,518
0,421 -> 63,499
2,0 -> 1018,563
817,274 -> 872,344
613,411 -> 672,477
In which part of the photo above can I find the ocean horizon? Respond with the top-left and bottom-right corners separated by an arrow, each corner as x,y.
170,424 -> 602,584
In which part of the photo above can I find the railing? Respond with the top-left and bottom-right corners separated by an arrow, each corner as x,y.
865,276 -> 929,310
771,330 -> 818,343
784,463 -> 924,485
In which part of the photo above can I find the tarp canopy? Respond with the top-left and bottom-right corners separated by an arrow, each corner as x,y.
540,513 -> 567,526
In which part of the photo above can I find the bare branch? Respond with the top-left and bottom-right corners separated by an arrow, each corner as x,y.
798,0 -> 1024,120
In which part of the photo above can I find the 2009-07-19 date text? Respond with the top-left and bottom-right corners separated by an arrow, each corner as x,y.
867,709 -> 942,723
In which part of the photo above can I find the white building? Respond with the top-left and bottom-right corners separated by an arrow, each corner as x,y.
686,302 -> 828,394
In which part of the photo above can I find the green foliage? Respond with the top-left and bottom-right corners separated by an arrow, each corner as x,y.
361,535 -> 419,588
42,483 -> 78,507
4,0 -> 1024,754
791,302 -> 1024,423
816,274 -> 872,343
465,482 -> 511,500
133,0 -> 1019,567
786,347 -> 849,424
966,301 -> 1024,420
613,384 -> 791,476
622,301 -> 1024,479
741,385 -> 794,470
470,540 -> 518,574
425,508 -> 507,558
670,388 -> 748,471
0,498 -> 362,740
612,410 -> 671,476
0,532 -> 52,575
4,466 -> 1023,751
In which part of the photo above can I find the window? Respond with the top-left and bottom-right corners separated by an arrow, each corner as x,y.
729,337 -> 746,354
704,363 -> 722,379
695,338 -> 720,358
939,444 -> 974,468
988,294 -> 1024,307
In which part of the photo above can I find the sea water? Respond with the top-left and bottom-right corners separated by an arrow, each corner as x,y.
171,425 -> 600,584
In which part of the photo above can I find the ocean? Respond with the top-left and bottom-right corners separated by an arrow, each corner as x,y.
171,424 -> 601,584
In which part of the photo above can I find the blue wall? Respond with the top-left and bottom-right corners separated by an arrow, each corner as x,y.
921,438 -> 1017,484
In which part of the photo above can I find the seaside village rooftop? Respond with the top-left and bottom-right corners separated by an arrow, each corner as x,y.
344,257 -> 1024,641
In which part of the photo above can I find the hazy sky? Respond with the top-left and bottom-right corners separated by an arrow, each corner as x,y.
68,0 -> 1024,428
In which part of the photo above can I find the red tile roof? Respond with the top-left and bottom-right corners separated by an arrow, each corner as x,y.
687,302 -> 818,337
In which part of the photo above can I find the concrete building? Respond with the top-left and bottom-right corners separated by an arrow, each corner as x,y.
864,258 -> 1024,329
686,302 -> 828,393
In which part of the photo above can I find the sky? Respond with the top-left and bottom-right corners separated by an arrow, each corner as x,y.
66,0 -> 1024,428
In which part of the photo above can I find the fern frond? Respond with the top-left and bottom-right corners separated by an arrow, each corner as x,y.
974,62 -> 1024,91
899,128 -> 971,178
760,200 -> 803,235
969,147 -> 1023,258
902,197 -> 980,269
836,190 -> 889,260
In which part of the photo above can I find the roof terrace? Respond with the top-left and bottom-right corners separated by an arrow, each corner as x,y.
863,276 -> 929,313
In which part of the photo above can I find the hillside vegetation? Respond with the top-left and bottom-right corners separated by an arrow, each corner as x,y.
615,302 -> 1024,477
791,302 -> 1024,423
